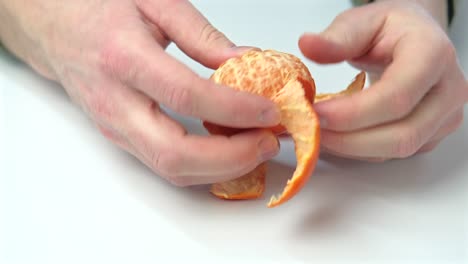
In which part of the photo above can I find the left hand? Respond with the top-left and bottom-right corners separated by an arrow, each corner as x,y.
298,0 -> 468,161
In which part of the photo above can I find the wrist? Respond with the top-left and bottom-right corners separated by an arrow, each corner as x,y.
0,1 -> 27,58
0,1 -> 57,80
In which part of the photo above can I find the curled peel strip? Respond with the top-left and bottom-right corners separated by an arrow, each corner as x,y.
203,49 -> 365,208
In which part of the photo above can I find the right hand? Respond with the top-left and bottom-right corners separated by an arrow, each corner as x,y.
0,0 -> 281,186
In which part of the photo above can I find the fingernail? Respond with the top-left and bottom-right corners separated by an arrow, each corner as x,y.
258,134 -> 280,162
259,107 -> 281,125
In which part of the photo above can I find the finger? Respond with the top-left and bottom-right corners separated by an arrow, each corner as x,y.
157,129 -> 279,186
417,139 -> 441,154
96,122 -> 149,163
100,29 -> 280,128
298,4 -> 386,64
82,78 -> 158,161
321,146 -> 387,163
310,32 -> 445,132
136,0 -> 251,69
105,83 -> 280,186
91,79 -> 280,186
320,81 -> 460,159
429,109 -> 464,141
299,4 -> 448,132
96,123 -> 129,150
417,109 -> 464,153
127,110 -> 280,187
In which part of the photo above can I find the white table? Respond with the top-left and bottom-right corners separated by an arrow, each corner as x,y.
1,1 -> 467,263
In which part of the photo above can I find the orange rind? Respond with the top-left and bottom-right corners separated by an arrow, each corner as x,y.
203,49 -> 365,208
315,71 -> 366,102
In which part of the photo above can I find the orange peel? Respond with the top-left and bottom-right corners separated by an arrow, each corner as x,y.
203,49 -> 365,208
315,71 -> 366,102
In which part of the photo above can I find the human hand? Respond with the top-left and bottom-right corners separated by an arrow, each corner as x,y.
0,0 -> 281,185
298,0 -> 468,161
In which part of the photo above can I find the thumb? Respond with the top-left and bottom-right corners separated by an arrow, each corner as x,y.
298,4 -> 386,64
138,0 -> 254,69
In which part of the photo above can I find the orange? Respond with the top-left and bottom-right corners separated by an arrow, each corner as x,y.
203,49 -> 365,208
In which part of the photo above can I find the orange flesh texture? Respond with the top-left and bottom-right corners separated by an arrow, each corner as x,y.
202,120 -> 266,200
204,49 -> 319,207
204,49 -> 366,207
209,163 -> 266,200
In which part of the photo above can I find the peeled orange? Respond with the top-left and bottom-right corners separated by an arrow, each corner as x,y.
204,49 -> 365,208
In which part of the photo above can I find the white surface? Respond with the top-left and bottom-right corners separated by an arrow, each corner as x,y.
1,1 -> 467,263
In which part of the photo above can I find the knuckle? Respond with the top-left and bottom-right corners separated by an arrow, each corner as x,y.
163,85 -> 194,115
327,9 -> 359,43
87,91 -> 115,123
326,18 -> 353,45
342,98 -> 360,130
418,142 -> 439,154
151,149 -> 187,186
393,126 -> 422,158
333,97 -> 362,131
438,36 -> 457,66
389,90 -> 413,120
99,34 -> 137,82
334,9 -> 353,23
331,132 -> 347,154
167,175 -> 190,187
97,124 -> 117,141
199,23 -> 229,46
453,111 -> 464,127
97,123 -> 128,149
323,131 -> 347,154
447,111 -> 464,134
235,149 -> 258,171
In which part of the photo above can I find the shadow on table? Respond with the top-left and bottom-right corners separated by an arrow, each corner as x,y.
294,123 -> 468,234
116,113 -> 468,256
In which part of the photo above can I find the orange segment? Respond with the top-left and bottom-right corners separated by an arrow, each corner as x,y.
209,163 -> 266,200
